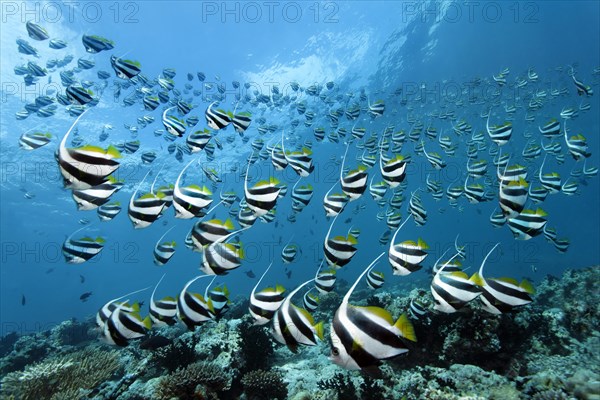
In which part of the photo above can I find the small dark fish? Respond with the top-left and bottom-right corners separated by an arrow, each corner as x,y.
244,270 -> 256,278
139,335 -> 172,350
286,270 -> 292,279
79,274 -> 85,283
344,218 -> 352,224
45,268 -> 54,274
139,301 -> 145,308
21,294 -> 26,305
79,292 -> 93,302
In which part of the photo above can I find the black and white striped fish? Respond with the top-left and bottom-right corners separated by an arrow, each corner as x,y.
97,201 -> 121,221
474,243 -> 534,314
539,119 -> 561,138
291,182 -> 313,208
66,85 -> 94,105
200,228 -> 246,275
249,262 -> 287,325
110,55 -> 141,79
368,99 -> 385,118
177,275 -> 215,330
486,113 -> 512,145
62,232 -> 105,264
323,182 -> 349,217
149,274 -> 177,326
408,298 -> 428,320
244,160 -> 281,217
71,177 -> 120,211
507,208 -> 548,240
571,73 -> 593,97
82,34 -> 114,53
173,159 -> 213,219
26,20 -> 49,40
324,216 -> 358,268
270,143 -> 288,171
186,129 -> 211,152
19,131 -> 52,150
281,131 -> 314,177
380,154 -> 407,188
232,111 -> 252,135
271,279 -> 324,353
303,289 -> 319,312
96,287 -> 149,329
388,217 -> 428,275
366,269 -> 385,289
330,252 -> 416,372
153,227 -> 177,266
369,178 -> 388,200
191,217 -> 234,250
162,106 -> 187,138
499,177 -> 528,218
57,112 -> 121,190
281,242 -> 299,264
422,143 -> 446,170
205,102 -> 231,130
128,172 -> 166,229
431,253 -> 481,313
102,302 -> 151,346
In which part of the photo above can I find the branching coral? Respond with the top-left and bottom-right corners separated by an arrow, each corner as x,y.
241,369 -> 288,400
238,317 -> 274,372
0,347 -> 121,400
154,361 -> 229,399
316,372 -> 356,400
150,334 -> 199,372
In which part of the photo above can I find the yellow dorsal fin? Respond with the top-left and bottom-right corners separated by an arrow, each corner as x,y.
142,316 -> 152,330
520,279 -> 535,294
314,321 -> 324,341
449,271 -> 469,280
470,272 -> 485,286
295,305 -> 315,324
395,314 -> 416,342
357,305 -> 394,325
223,218 -> 235,230
496,277 -> 520,286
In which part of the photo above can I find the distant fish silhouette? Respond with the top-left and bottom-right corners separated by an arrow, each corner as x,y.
79,292 -> 93,302
244,270 -> 256,278
80,274 -> 85,283
21,294 -> 26,306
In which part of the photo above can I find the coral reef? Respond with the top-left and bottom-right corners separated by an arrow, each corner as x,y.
241,369 -> 288,400
154,361 -> 229,399
0,346 -> 121,399
0,266 -> 597,399
237,316 -> 275,371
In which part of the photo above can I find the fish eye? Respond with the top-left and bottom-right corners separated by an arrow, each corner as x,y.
332,347 -> 339,356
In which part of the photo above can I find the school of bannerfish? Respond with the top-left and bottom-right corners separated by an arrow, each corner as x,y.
13,20 -> 599,374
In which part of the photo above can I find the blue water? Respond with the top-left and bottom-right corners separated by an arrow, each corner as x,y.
1,1 -> 599,335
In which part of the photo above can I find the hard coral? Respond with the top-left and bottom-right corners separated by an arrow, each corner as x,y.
241,369 -> 288,400
154,361 -> 229,400
0,347 -> 120,400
